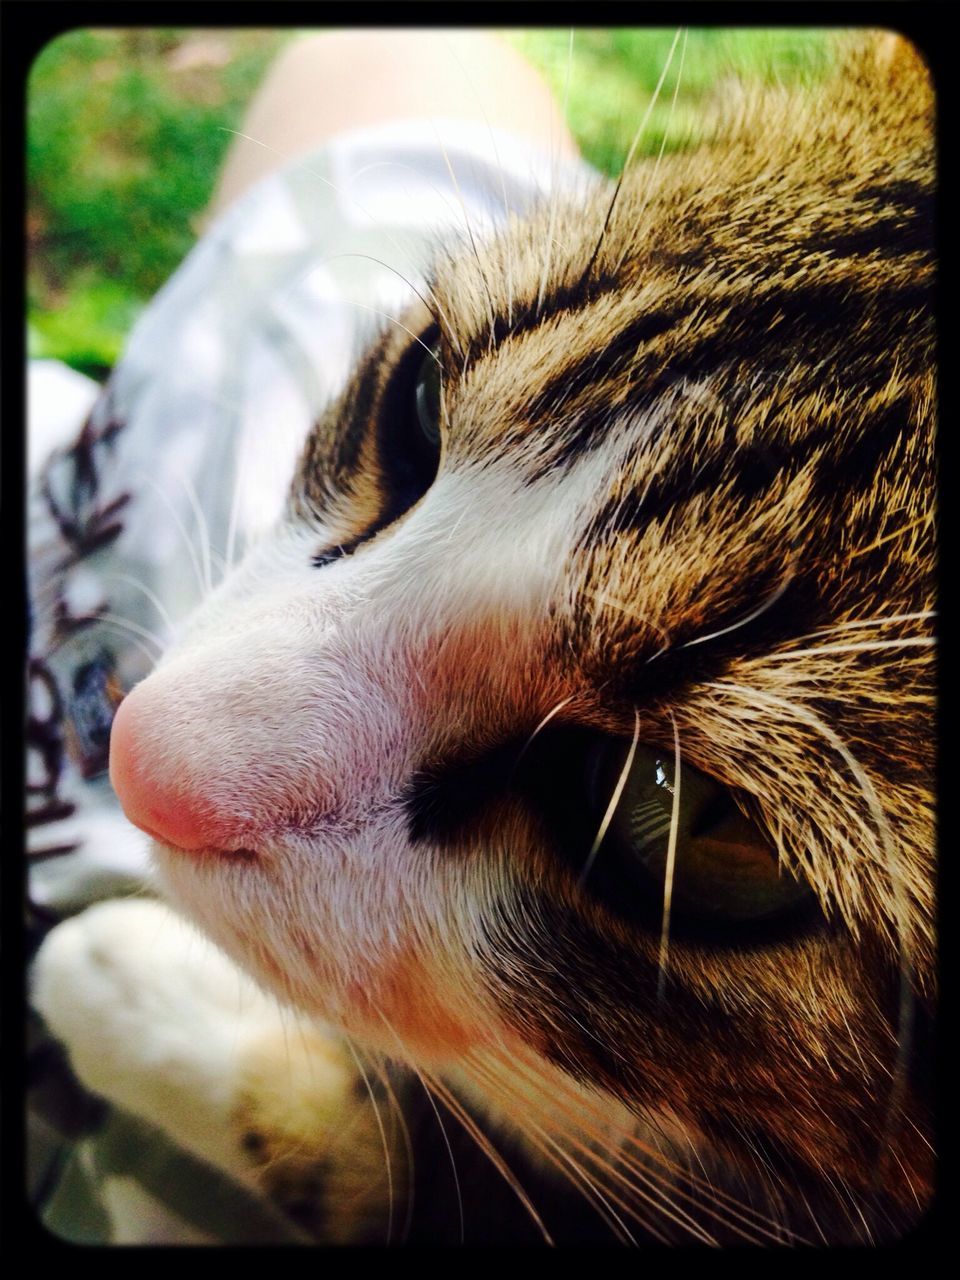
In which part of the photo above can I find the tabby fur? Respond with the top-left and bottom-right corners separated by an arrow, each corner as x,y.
37,33 -> 935,1244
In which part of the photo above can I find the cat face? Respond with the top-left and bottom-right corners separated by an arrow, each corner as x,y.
109,34 -> 934,1241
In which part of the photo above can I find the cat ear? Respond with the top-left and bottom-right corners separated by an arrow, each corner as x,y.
855,28 -> 932,97
873,30 -> 926,75
830,30 -> 933,136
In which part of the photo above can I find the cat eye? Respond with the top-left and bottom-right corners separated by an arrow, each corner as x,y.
313,334 -> 443,569
585,739 -> 812,925
375,333 -> 443,515
414,345 -> 442,449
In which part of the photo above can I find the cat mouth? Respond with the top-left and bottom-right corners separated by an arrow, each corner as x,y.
148,832 -> 259,862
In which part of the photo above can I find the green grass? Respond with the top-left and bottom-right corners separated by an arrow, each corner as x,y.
505,29 -> 832,175
28,27 -> 833,378
28,28 -> 292,374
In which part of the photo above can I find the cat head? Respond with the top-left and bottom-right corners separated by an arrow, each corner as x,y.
109,33 -> 934,1242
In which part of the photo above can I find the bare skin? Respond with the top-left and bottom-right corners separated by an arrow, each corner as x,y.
207,30 -> 580,223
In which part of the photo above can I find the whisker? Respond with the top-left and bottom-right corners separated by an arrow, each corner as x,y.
342,1036 -> 396,1245
580,708 -> 640,885
468,1048 -> 783,1245
579,27 -> 683,286
94,611 -> 166,654
584,586 -> 670,654
835,1000 -> 872,1080
657,711 -> 682,1001
705,680 -> 917,911
222,414 -> 255,578
704,678 -> 920,1169
372,1011 -> 465,1243
492,1045 -> 803,1243
440,34 -> 517,332
45,613 -> 163,670
850,513 -> 931,557
362,1051 -> 417,1242
417,1067 -> 553,1243
514,694 -> 576,767
462,1056 -> 665,1243
767,636 -> 934,661
426,122 -> 498,346
343,300 -> 442,367
615,27 -> 689,274
902,1112 -> 935,1155
472,1078 -> 641,1243
411,1067 -> 466,1243
219,127 -> 462,356
534,29 -> 575,320
98,572 -> 178,636
171,467 -> 215,598
677,568 -> 795,652
797,609 -> 935,639
316,249 -> 460,352
135,473 -> 210,603
473,1054 -> 693,1235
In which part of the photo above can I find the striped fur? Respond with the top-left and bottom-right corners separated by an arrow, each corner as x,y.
97,34 -> 934,1243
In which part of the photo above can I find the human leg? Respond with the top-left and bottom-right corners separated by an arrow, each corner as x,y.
206,30 -> 579,221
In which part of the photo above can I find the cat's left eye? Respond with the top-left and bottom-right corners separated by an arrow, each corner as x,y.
585,739 -> 813,926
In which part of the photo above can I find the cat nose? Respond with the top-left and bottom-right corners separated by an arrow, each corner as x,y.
109,688 -> 234,853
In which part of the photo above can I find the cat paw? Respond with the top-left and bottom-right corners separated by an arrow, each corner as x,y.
231,1024 -> 394,1242
32,897 -> 394,1240
32,896 -> 275,1179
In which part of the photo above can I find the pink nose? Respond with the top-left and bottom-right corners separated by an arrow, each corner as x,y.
110,689 -> 232,853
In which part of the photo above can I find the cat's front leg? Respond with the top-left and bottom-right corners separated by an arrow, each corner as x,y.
31,897 -> 394,1243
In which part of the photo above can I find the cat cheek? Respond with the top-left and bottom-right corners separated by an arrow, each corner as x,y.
342,952 -> 483,1062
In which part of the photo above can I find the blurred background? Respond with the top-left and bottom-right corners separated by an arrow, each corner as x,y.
27,27 -> 832,380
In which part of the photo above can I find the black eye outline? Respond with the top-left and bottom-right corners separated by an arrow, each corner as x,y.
312,329 -> 443,569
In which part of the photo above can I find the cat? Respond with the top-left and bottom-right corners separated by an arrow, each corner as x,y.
31,30 -> 935,1245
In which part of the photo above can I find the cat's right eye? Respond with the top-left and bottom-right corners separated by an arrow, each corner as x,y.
311,336 -> 442,569
414,345 -> 442,449
586,739 -> 813,927
375,332 -> 443,516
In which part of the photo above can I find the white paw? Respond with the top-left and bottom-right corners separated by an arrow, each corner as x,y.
32,896 -> 393,1241
32,896 -> 281,1181
33,896 -> 395,1241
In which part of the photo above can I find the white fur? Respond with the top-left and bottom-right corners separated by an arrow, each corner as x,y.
113,456 -> 609,1055
32,898 -> 288,1183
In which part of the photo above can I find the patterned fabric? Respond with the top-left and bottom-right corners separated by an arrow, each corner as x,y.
26,118 -> 598,1243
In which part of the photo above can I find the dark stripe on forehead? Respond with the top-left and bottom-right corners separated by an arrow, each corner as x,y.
524,301 -> 697,423
582,388 -> 918,551
453,269 -> 624,377
817,211 -> 933,260
857,179 -> 934,223
524,272 -> 931,481
788,178 -> 934,262
294,327 -> 393,516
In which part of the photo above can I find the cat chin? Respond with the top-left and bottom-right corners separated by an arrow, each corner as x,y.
151,835 -> 499,1068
